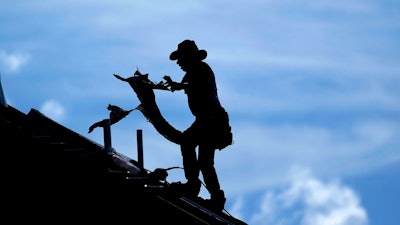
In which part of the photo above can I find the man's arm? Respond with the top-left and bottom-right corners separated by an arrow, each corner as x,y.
163,75 -> 186,92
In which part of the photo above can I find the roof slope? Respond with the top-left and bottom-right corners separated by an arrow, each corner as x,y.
1,103 -> 247,224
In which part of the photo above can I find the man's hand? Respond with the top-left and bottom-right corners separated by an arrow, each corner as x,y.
163,75 -> 182,92
163,75 -> 173,84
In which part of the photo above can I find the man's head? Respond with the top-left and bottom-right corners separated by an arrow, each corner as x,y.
170,40 -> 207,61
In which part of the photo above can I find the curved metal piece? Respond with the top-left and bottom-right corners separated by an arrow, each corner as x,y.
114,71 -> 183,145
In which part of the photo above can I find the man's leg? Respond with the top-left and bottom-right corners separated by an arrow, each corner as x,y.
198,144 -> 226,211
180,143 -> 201,197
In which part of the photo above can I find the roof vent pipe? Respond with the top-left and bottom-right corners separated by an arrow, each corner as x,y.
136,129 -> 144,168
103,119 -> 112,153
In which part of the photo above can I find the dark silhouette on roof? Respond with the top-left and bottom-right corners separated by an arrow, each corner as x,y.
113,69 -> 184,145
1,85 -> 247,224
88,104 -> 134,133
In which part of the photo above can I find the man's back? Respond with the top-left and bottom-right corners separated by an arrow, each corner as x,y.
182,61 -> 221,117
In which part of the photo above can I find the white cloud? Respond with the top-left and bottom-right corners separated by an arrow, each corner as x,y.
250,167 -> 368,225
40,100 -> 66,122
0,50 -> 30,73
228,196 -> 245,221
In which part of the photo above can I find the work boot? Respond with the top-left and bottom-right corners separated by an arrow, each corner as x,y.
183,179 -> 201,198
169,179 -> 201,199
203,189 -> 226,212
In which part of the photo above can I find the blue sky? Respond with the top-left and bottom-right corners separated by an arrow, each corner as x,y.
1,1 -> 399,224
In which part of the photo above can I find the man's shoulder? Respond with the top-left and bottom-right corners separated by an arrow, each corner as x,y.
198,62 -> 214,73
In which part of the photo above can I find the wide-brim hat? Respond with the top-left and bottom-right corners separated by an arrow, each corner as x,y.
169,39 -> 207,61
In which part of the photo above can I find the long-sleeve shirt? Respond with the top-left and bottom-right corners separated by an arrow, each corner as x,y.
181,61 -> 221,117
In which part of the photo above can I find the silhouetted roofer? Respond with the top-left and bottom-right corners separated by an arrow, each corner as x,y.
164,39 -> 233,212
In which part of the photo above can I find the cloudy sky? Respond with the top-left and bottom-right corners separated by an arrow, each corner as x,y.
1,1 -> 399,224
